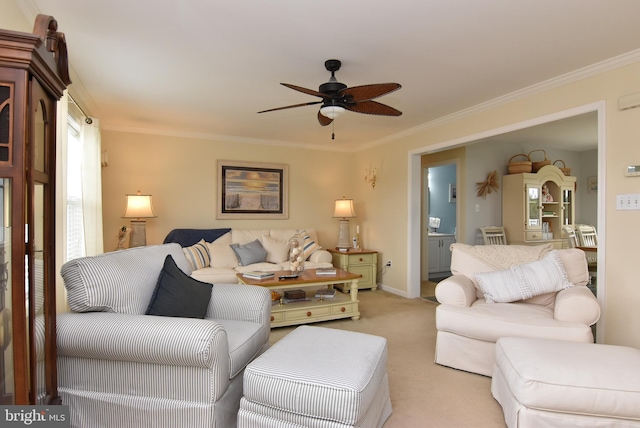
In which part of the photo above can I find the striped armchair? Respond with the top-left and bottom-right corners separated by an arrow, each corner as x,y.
57,244 -> 271,428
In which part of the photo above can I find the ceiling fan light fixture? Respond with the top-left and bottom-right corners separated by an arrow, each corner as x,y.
320,105 -> 345,119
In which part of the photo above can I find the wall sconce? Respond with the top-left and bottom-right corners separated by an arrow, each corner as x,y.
122,191 -> 157,247
364,167 -> 377,188
333,197 -> 356,249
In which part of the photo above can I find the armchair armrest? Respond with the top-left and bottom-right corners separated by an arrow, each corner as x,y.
554,285 -> 601,326
309,249 -> 332,264
57,312 -> 229,369
207,283 -> 271,326
435,275 -> 478,307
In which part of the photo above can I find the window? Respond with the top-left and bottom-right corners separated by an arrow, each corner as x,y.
66,112 -> 85,260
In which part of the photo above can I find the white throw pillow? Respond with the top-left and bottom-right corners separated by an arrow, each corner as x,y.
206,242 -> 239,268
261,235 -> 290,263
475,251 -> 573,303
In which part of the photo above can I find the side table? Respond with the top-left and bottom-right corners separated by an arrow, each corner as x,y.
328,249 -> 378,292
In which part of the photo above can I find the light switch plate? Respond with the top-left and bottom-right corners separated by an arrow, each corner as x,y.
616,194 -> 640,210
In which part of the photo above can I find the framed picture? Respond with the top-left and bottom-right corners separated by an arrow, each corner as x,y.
217,160 -> 289,219
449,183 -> 457,203
587,176 -> 598,194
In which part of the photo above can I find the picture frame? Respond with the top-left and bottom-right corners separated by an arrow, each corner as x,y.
217,160 -> 289,219
587,176 -> 598,194
449,183 -> 457,203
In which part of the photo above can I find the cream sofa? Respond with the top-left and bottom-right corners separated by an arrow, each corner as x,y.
164,228 -> 334,284
435,243 -> 600,376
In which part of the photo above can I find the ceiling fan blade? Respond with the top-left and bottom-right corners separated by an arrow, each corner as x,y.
317,110 -> 333,126
345,100 -> 402,116
257,100 -> 323,114
340,83 -> 401,102
281,83 -> 329,99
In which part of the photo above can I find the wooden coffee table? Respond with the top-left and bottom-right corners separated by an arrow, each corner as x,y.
237,268 -> 361,328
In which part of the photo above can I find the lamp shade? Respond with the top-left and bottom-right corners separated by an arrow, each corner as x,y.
333,198 -> 356,219
122,193 -> 157,219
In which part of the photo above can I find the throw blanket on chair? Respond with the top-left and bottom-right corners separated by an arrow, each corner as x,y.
450,243 -> 554,271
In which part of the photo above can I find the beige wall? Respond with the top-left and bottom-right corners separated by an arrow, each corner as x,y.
101,131 -> 355,250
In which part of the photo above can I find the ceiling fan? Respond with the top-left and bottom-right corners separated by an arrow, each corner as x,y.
258,59 -> 402,128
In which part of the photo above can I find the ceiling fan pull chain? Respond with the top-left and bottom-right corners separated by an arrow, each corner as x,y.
331,121 -> 335,140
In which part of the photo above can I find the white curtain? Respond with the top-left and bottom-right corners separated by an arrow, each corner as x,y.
55,91 -> 104,313
55,92 -> 69,313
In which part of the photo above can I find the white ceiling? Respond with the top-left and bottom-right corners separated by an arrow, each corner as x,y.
19,0 -> 640,151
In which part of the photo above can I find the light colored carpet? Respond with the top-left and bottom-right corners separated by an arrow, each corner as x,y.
269,289 -> 506,427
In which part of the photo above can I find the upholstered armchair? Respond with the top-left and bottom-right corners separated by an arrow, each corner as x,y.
56,244 -> 271,428
434,243 -> 600,377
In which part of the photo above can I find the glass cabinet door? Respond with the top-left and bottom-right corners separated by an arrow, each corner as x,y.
525,184 -> 542,230
562,187 -> 574,226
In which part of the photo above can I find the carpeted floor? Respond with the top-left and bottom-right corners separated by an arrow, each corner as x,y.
269,289 -> 506,427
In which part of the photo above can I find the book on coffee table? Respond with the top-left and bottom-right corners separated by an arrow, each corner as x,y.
315,268 -> 337,275
242,271 -> 275,280
315,288 -> 337,299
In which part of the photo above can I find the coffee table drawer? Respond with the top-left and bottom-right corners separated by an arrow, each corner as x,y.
285,306 -> 331,321
332,303 -> 355,315
270,311 -> 284,324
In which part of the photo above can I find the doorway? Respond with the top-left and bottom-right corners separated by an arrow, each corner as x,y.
421,163 -> 458,297
408,102 -> 606,340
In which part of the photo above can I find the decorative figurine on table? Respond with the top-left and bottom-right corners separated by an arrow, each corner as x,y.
115,226 -> 130,251
542,184 -> 553,202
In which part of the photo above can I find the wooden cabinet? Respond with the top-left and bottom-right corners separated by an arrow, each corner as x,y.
502,165 -> 576,249
329,249 -> 378,292
428,234 -> 455,278
0,16 -> 70,405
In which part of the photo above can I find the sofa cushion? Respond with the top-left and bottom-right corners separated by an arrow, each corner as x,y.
191,266 -> 239,284
61,244 -> 191,315
261,235 -> 290,263
475,251 -> 573,303
206,242 -> 239,268
146,255 -> 213,319
232,229 -> 270,245
436,301 -> 594,344
182,239 -> 211,270
231,239 -> 268,266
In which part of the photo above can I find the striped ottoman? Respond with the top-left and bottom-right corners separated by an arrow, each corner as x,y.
238,325 -> 392,428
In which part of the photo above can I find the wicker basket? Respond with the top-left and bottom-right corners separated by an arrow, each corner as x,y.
528,149 -> 551,172
507,154 -> 532,174
553,160 -> 571,176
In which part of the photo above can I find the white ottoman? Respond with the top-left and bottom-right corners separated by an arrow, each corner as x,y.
492,337 -> 640,428
238,325 -> 392,428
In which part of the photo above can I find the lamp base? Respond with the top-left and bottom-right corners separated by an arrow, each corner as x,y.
336,219 -> 351,249
128,220 -> 147,247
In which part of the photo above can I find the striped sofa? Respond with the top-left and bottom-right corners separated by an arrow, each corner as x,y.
57,243 -> 271,428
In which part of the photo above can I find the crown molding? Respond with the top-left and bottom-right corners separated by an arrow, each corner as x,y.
101,124 -> 354,153
360,48 -> 640,151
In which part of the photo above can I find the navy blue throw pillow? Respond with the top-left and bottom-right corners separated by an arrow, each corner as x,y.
146,255 -> 213,319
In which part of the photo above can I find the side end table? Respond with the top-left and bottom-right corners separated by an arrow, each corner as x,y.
328,249 -> 378,292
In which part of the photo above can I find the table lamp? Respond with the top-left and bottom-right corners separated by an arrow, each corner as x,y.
333,197 -> 356,249
122,191 -> 157,247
